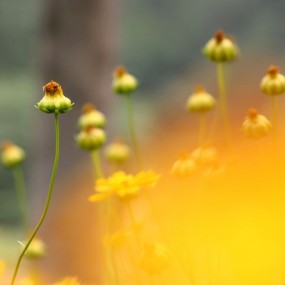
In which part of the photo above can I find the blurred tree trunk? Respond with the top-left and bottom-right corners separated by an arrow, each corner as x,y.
31,0 -> 120,282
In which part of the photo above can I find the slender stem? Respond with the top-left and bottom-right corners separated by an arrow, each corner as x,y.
125,94 -> 142,170
11,166 -> 29,232
91,150 -> 104,178
272,96 -> 278,138
198,113 -> 207,146
10,113 -> 60,285
216,63 -> 231,145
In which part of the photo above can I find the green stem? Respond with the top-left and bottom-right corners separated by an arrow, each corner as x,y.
198,113 -> 207,146
272,96 -> 278,138
125,94 -> 142,170
216,63 -> 231,145
10,113 -> 60,285
91,150 -> 104,178
12,166 -> 29,232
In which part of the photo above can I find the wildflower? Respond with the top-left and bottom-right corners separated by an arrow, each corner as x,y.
78,103 -> 106,129
1,141 -> 25,168
75,126 -> 106,151
187,86 -> 216,112
260,65 -> 285,96
112,66 -> 138,95
24,237 -> 46,259
89,170 -> 160,202
52,277 -> 82,285
171,152 -> 196,177
104,138 -> 130,163
202,30 -> 239,63
241,108 -> 271,139
140,242 -> 171,275
36,80 -> 73,114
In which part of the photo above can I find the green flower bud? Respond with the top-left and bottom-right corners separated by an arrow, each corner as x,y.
78,103 -> 106,129
260,66 -> 285,96
187,86 -> 216,112
202,30 -> 239,63
24,237 -> 46,259
171,152 -> 196,177
140,242 -> 171,276
104,139 -> 130,163
112,66 -> 138,95
36,81 -> 74,114
241,108 -> 271,139
1,141 -> 25,168
76,126 -> 106,151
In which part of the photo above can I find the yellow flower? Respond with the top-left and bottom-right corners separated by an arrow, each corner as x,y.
52,277 -> 82,285
18,276 -> 37,285
89,170 -> 160,202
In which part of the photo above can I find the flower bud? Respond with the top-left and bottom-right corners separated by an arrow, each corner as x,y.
140,242 -> 171,275
78,103 -> 106,129
192,145 -> 218,166
202,30 -> 239,63
76,126 -> 106,151
171,152 -> 196,177
24,237 -> 46,259
1,141 -> 25,168
112,66 -> 138,95
187,86 -> 216,112
260,66 -> 285,96
241,108 -> 271,139
104,139 -> 130,163
36,81 -> 73,114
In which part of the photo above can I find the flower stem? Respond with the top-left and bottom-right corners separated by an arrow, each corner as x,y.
125,94 -> 142,170
198,113 -> 207,146
216,63 -> 231,145
91,150 -> 104,178
10,113 -> 60,285
272,96 -> 278,138
11,166 -> 29,232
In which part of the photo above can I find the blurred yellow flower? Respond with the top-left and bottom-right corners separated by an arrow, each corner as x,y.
19,276 -> 37,285
89,170 -> 160,202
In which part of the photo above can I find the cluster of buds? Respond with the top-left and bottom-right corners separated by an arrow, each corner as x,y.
202,30 -> 239,63
76,104 -> 106,152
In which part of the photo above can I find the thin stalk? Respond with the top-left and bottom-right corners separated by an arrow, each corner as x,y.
12,166 -> 29,232
198,113 -> 207,146
272,96 -> 278,138
10,113 -> 60,285
125,94 -> 142,170
216,63 -> 231,146
91,150 -> 104,178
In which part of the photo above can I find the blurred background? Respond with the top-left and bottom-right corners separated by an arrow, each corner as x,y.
1,0 -> 285,283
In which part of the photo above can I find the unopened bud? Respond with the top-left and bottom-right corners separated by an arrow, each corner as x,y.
76,126 -> 106,151
187,86 -> 216,112
36,81 -> 73,114
260,66 -> 285,96
241,108 -> 271,139
24,237 -> 46,259
1,141 -> 25,168
112,66 -> 138,95
104,139 -> 130,163
203,30 -> 239,63
78,103 -> 106,129
171,152 -> 196,177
